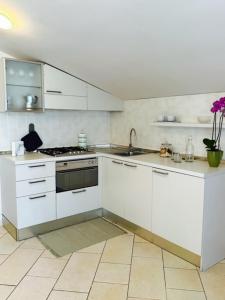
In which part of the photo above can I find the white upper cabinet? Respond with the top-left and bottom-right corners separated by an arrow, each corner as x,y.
0,58 -> 44,112
43,64 -> 87,110
44,64 -> 87,96
87,84 -> 123,111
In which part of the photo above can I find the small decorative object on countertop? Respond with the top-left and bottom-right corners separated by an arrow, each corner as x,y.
203,97 -> 225,167
78,130 -> 87,148
160,143 -> 173,157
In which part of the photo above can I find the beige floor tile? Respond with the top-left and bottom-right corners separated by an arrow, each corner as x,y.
0,254 -> 8,265
165,268 -> 203,291
163,250 -> 196,269
101,235 -> 133,264
0,234 -> 22,255
167,289 -> 206,300
55,252 -> 100,292
78,241 -> 105,254
28,257 -> 66,278
200,271 -> 225,300
20,237 -> 46,250
48,290 -> 87,300
41,249 -> 71,260
0,226 -> 7,238
0,248 -> 42,285
205,262 -> 225,275
8,275 -> 56,300
94,262 -> 130,284
0,285 -> 15,300
133,242 -> 162,259
88,282 -> 127,300
129,256 -> 166,299
134,235 -> 148,243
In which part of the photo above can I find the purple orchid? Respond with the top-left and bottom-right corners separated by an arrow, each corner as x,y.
205,97 -> 225,151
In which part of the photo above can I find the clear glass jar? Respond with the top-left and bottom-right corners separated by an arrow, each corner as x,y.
185,136 -> 194,162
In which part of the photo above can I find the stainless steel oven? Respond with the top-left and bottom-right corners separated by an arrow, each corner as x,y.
56,158 -> 98,193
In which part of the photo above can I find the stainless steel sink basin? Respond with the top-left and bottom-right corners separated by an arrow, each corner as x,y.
115,150 -> 145,156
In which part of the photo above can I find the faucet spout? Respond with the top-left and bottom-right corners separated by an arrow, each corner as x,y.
129,128 -> 137,148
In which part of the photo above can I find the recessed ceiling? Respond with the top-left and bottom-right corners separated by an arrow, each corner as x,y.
0,0 -> 225,100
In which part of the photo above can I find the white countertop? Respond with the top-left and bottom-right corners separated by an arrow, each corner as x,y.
2,151 -> 225,178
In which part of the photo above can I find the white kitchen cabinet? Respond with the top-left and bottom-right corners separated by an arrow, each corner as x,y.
152,168 -> 204,255
44,64 -> 87,110
102,158 -> 125,217
16,176 -> 55,197
1,158 -> 56,230
123,162 -> 152,230
17,191 -> 56,229
102,157 -> 152,229
87,84 -> 123,111
0,58 -> 44,112
57,186 -> 100,219
16,161 -> 55,181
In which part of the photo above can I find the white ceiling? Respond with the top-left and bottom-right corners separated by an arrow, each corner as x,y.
0,0 -> 225,100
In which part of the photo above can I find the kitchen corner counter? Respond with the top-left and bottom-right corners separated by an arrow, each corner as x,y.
98,152 -> 225,178
1,150 -> 225,178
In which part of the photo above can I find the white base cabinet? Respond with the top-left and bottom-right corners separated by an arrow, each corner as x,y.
152,168 -> 204,255
17,191 -> 56,229
102,157 -> 152,230
57,186 -> 101,219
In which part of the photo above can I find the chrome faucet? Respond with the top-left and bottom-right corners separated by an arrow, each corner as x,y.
129,128 -> 137,148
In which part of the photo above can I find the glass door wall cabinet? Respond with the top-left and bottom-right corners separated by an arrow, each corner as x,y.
0,58 -> 44,112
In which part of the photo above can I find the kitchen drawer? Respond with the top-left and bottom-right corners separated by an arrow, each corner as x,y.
16,161 -> 55,181
57,186 -> 100,219
17,191 -> 56,229
16,176 -> 55,197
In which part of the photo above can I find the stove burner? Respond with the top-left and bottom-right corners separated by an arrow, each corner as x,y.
38,146 -> 94,157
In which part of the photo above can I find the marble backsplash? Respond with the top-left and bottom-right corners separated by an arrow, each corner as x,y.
0,110 -> 110,151
110,92 -> 225,157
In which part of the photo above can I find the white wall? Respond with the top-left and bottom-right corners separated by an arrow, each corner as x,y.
111,92 -> 225,157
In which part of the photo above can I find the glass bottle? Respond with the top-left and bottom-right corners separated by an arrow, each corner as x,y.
185,136 -> 194,162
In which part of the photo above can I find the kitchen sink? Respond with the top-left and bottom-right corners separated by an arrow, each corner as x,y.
114,148 -> 158,157
115,150 -> 145,156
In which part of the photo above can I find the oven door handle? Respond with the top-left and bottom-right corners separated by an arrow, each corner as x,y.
72,189 -> 87,194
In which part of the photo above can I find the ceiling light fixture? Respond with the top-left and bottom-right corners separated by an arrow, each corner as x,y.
0,14 -> 12,29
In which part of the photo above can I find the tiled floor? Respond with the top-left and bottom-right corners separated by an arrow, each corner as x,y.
0,225 -> 224,300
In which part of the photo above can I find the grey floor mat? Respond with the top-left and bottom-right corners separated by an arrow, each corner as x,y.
38,217 -> 126,257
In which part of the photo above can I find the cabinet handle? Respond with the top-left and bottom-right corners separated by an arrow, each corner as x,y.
112,160 -> 123,165
124,163 -> 137,168
29,195 -> 46,200
72,189 -> 86,194
153,170 -> 169,175
29,164 -> 46,168
29,179 -> 46,184
46,90 -> 62,94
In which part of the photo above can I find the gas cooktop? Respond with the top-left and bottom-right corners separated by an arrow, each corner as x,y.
38,146 -> 95,157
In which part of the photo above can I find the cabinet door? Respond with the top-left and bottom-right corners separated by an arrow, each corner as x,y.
44,64 -> 87,96
57,186 -> 100,219
102,158 -> 125,217
44,94 -> 87,110
123,163 -> 152,230
87,85 -> 123,111
17,191 -> 56,229
152,168 -> 204,254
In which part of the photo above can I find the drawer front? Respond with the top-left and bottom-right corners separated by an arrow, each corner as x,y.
57,186 -> 100,219
16,161 -> 55,181
16,177 -> 55,197
17,191 -> 56,229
